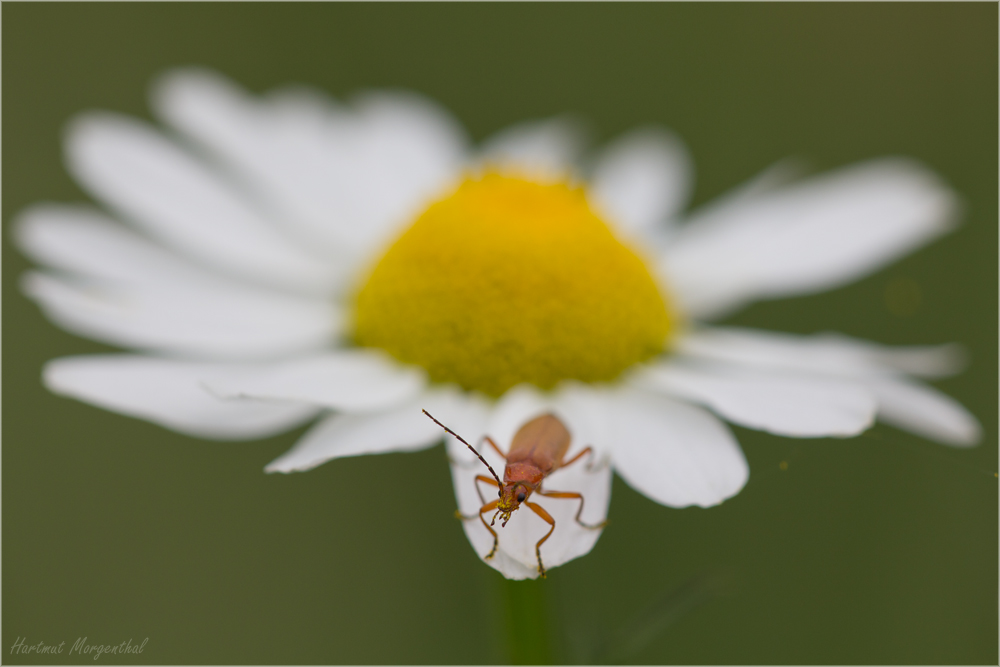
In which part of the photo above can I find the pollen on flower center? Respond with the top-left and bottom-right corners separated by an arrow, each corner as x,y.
352,173 -> 672,397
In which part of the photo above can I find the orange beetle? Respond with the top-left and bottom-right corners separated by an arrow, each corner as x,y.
424,409 -> 606,577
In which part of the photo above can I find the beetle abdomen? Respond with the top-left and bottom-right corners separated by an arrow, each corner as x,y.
507,413 -> 572,472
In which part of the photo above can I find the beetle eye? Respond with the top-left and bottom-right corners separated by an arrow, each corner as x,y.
497,490 -> 502,497
517,492 -> 526,503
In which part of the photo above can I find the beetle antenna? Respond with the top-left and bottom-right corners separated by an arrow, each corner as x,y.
423,410 -> 502,486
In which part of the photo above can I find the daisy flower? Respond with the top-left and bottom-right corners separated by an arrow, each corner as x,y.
15,69 -> 980,580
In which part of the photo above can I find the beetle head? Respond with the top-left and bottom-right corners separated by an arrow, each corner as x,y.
493,483 -> 529,527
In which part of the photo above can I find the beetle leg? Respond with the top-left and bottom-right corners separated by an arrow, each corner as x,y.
524,501 -> 556,578
480,500 -> 500,560
451,436 -> 505,468
455,499 -> 501,560
473,474 -> 500,505
560,445 -> 599,472
456,479 -> 503,561
538,490 -> 608,530
480,435 -> 506,459
455,475 -> 500,519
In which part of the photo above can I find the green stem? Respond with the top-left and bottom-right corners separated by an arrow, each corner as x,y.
500,577 -> 553,664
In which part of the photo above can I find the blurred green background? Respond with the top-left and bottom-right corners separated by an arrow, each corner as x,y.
3,4 -> 996,664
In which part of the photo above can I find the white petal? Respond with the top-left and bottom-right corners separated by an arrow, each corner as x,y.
153,70 -> 352,256
153,69 -> 466,259
549,381 -> 617,460
661,159 -> 959,319
673,327 -> 979,447
44,355 -> 319,440
681,158 -> 808,225
631,360 -> 876,438
14,202 -> 357,301
675,326 -> 966,380
65,112 -> 342,293
589,127 -> 692,238
331,90 -> 469,257
606,387 -> 748,509
822,335 -> 967,379
23,271 -> 339,360
448,385 -> 612,580
265,387 -> 482,473
867,377 -> 981,447
15,204 -> 218,287
478,117 -> 585,180
201,350 -> 425,411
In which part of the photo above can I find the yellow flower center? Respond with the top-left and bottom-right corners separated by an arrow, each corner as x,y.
352,173 -> 672,396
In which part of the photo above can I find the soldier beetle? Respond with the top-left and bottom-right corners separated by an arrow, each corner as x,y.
423,409 -> 607,578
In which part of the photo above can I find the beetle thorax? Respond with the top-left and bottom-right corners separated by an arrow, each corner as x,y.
503,461 -> 544,487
